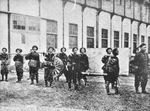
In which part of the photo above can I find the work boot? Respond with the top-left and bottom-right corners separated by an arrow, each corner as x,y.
115,87 -> 119,95
135,87 -> 140,94
30,79 -> 34,85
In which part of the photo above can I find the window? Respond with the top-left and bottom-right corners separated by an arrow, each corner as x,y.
114,31 -> 119,48
47,20 -> 57,49
148,37 -> 150,53
133,34 -> 138,53
141,35 -> 145,43
101,29 -> 108,48
69,23 -> 78,49
117,0 -> 122,5
12,14 -> 40,32
124,33 -> 129,48
21,34 -> 25,44
87,26 -> 94,48
12,14 -> 26,30
27,17 -> 40,32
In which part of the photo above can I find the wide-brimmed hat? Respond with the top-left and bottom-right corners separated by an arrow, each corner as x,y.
32,45 -> 38,50
16,48 -> 22,53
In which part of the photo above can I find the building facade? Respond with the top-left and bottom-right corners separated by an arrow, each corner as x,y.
0,0 -> 150,74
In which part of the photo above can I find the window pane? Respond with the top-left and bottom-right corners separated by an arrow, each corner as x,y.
114,31 -> 119,40
69,36 -> 78,49
114,31 -> 119,48
87,26 -> 94,37
141,35 -> 145,43
12,14 -> 26,30
133,34 -> 137,42
47,20 -> 57,34
114,41 -> 119,48
148,37 -> 150,53
102,29 -> 108,39
102,39 -> 108,48
124,33 -> 129,48
47,34 -> 57,49
69,24 -> 78,36
87,38 -> 94,48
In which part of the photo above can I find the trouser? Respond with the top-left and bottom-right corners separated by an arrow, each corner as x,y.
44,67 -> 54,87
30,67 -> 39,84
135,73 -> 148,91
68,69 -> 81,90
16,65 -> 23,81
104,75 -> 118,94
63,68 -> 68,82
1,64 -> 8,81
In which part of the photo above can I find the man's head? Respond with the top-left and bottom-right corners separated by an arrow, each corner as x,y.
112,48 -> 119,56
32,45 -> 38,52
106,48 -> 112,54
2,48 -> 7,53
139,43 -> 146,52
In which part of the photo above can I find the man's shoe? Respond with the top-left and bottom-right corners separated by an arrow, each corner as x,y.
142,91 -> 149,94
136,90 -> 140,94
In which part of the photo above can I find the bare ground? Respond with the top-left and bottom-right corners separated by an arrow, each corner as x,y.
0,71 -> 150,111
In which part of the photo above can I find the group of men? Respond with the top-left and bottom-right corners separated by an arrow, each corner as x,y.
0,43 -> 149,93
0,46 -> 89,91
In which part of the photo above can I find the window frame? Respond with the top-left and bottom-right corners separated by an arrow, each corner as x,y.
114,31 -> 120,48
101,28 -> 108,48
69,23 -> 78,49
87,26 -> 94,48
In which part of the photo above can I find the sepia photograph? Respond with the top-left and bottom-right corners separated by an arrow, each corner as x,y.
0,0 -> 150,111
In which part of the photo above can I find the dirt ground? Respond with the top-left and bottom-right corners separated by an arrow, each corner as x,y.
0,71 -> 150,111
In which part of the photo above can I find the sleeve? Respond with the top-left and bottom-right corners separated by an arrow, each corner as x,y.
85,55 -> 89,69
6,54 -> 9,60
134,53 -> 140,66
101,55 -> 107,64
25,53 -> 31,60
21,56 -> 24,63
13,55 -> 17,61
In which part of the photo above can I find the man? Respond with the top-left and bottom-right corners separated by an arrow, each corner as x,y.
134,43 -> 149,94
43,47 -> 55,87
25,45 -> 40,85
0,48 -> 9,81
13,48 -> 24,82
68,47 -> 80,90
56,47 -> 68,82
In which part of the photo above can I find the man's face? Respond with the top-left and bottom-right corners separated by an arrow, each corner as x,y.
73,48 -> 78,54
2,49 -> 7,53
48,48 -> 53,53
16,50 -> 20,54
33,48 -> 37,52
141,45 -> 146,52
62,48 -> 66,53
107,49 -> 112,54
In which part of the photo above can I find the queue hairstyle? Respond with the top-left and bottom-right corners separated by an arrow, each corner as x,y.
72,47 -> 78,52
60,47 -> 66,52
80,47 -> 86,53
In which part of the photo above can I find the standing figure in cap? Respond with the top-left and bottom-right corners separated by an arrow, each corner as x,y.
101,48 -> 113,94
25,45 -> 40,85
67,47 -> 80,90
56,47 -> 68,82
13,48 -> 24,82
0,48 -> 9,81
43,47 -> 55,87
79,47 -> 89,86
134,43 -> 149,94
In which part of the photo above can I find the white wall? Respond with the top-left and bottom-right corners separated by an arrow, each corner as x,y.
122,18 -> 131,48
0,14 -> 8,50
0,0 -> 7,11
41,0 -> 63,49
112,15 -> 122,48
64,2 -> 82,49
83,7 -> 96,48
99,12 -> 111,47
10,0 -> 39,16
